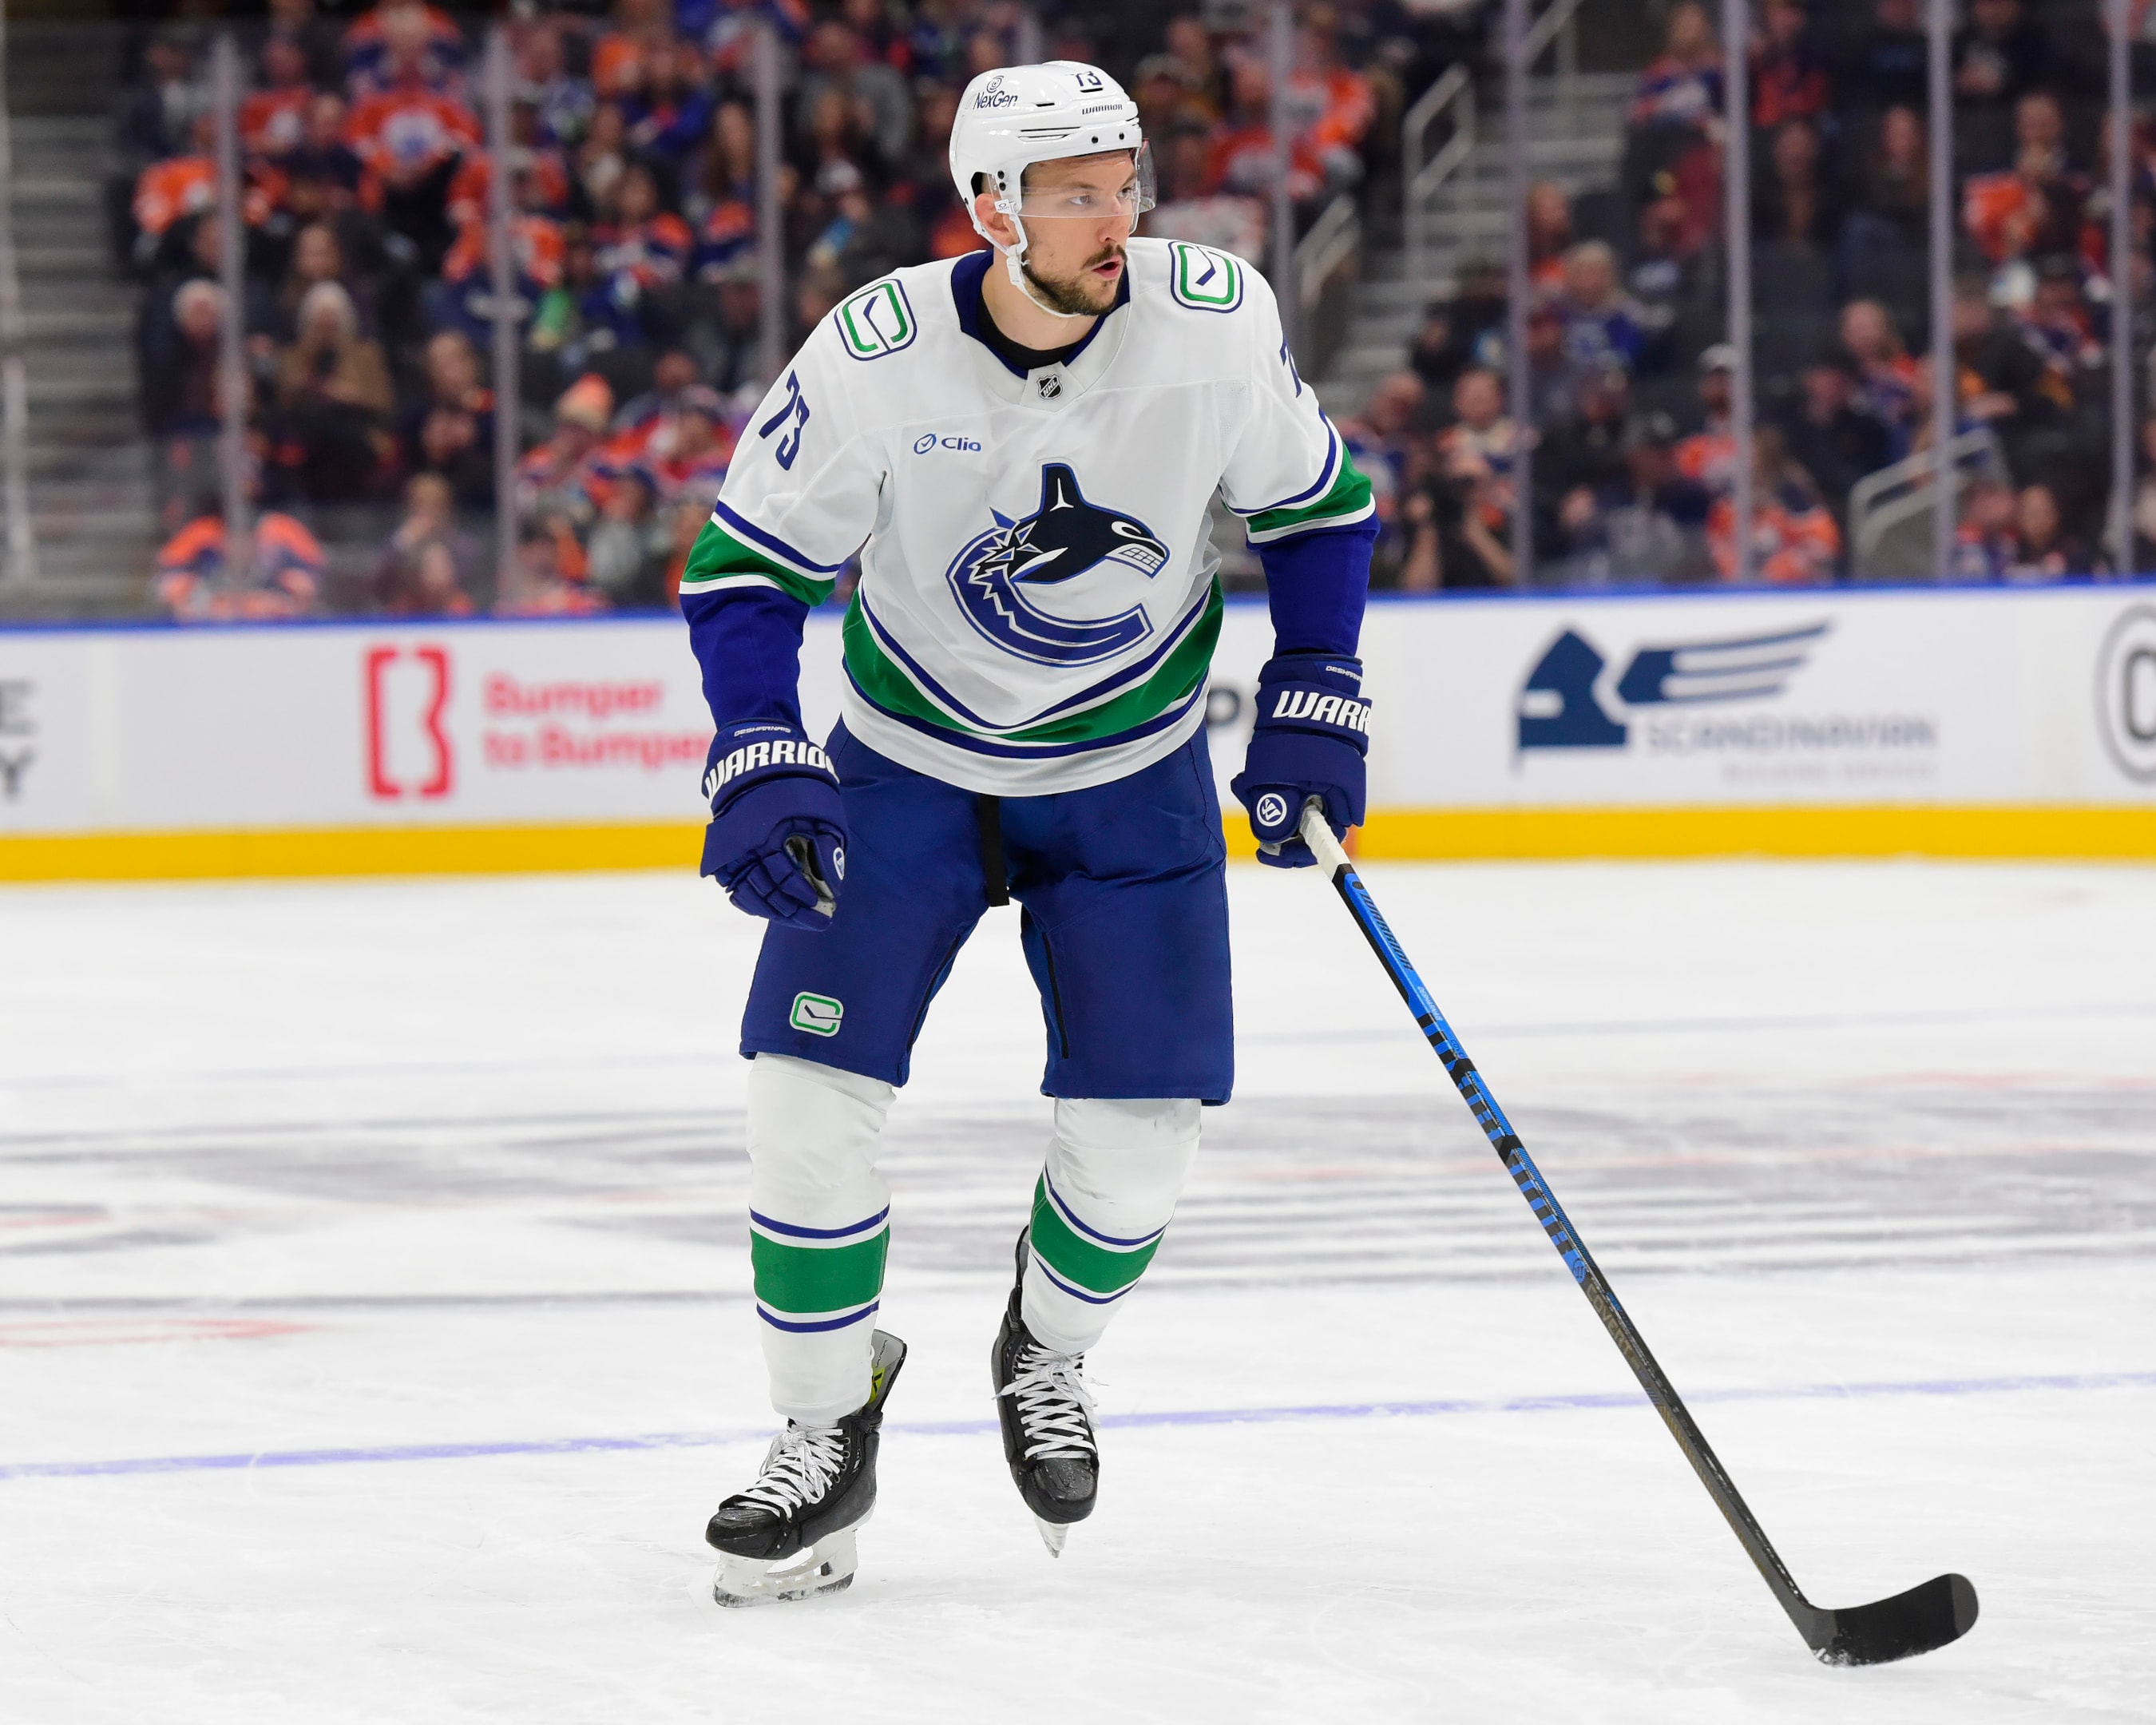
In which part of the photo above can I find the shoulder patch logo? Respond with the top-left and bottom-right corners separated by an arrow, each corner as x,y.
1168,242 -> 1244,313
835,279 -> 917,359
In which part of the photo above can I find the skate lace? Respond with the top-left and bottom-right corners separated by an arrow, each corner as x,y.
998,1344 -> 1097,1462
737,1422 -> 847,1515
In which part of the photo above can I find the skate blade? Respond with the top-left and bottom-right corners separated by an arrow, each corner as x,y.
1034,1517 -> 1068,1559
713,1528 -> 859,1607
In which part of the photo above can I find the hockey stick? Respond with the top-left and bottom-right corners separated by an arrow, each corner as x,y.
1296,803 -> 1978,1666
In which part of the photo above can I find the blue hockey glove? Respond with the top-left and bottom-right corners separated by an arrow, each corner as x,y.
1229,652 -> 1370,869
700,720 -> 847,931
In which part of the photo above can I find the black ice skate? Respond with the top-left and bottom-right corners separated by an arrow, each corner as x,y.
707,1329 -> 906,1606
991,1229 -> 1098,1557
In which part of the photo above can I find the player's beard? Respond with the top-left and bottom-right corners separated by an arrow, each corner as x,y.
1021,240 -> 1126,316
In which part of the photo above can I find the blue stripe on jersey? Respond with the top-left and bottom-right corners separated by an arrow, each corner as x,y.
845,664 -> 1205,759
711,499 -> 855,576
1231,419 -> 1343,518
856,581 -> 1213,737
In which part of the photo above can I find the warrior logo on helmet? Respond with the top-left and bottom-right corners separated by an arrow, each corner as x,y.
945,464 -> 1170,667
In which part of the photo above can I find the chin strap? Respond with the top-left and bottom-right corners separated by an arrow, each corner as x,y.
998,213 -> 1091,323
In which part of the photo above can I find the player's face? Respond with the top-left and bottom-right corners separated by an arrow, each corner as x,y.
984,152 -> 1140,317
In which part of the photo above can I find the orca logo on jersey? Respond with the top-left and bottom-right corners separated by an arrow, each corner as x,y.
945,465 -> 1171,667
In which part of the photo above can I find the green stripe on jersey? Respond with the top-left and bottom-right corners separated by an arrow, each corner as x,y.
750,1228 -> 889,1315
1028,1176 -> 1161,1295
1244,450 -> 1375,542
842,579 -> 1223,746
679,518 -> 837,606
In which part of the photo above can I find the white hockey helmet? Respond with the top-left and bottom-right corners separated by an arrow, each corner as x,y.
949,61 -> 1154,315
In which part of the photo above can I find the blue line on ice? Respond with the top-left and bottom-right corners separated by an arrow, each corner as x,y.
5,1370 -> 2152,1483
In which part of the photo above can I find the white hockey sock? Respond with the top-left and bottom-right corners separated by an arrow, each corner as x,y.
1021,1097 -> 1200,1357
746,1053 -> 895,1425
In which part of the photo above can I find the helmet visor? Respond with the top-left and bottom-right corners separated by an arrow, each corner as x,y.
1004,144 -> 1155,221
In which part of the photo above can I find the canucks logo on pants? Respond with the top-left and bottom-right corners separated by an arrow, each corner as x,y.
945,465 -> 1170,667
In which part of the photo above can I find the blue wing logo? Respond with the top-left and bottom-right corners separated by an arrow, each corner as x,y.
1518,622 -> 1829,751
945,465 -> 1170,667
1615,622 -> 1829,707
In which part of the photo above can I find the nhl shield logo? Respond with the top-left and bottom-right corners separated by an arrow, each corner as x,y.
945,464 -> 1170,667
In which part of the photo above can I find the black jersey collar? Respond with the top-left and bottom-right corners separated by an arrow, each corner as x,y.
950,247 -> 1131,379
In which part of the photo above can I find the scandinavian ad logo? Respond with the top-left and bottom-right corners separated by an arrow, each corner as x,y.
1518,622 -> 1828,751
1515,619 -> 1938,770
2095,606 -> 2156,783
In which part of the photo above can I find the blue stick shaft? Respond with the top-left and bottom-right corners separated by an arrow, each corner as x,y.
1299,813 -> 1820,1635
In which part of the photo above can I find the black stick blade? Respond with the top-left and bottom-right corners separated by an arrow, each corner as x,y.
1808,1573 -> 1979,1666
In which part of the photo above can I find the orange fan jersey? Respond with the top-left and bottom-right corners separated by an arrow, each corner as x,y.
1707,490 -> 1841,584
1294,67 -> 1374,155
133,156 -> 277,236
344,3 -> 466,94
348,89 -> 480,196
594,212 -> 695,291
1963,171 -> 2040,264
442,212 -> 565,288
240,87 -> 312,158
592,32 -> 660,100
134,157 -> 215,237
1674,428 -> 1736,495
154,512 -> 325,621
446,149 -> 572,229
1206,122 -> 1326,206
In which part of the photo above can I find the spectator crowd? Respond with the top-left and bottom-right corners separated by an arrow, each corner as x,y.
118,0 -> 2156,615
120,0 -> 1403,619
1346,0 -> 2156,588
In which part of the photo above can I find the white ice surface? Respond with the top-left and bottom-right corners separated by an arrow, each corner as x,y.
2,860 -> 2154,1722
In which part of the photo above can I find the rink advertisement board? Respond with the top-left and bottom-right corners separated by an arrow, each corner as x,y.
2,585 -> 2154,879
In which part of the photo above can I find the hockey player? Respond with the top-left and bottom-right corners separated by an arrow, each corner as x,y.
682,61 -> 1376,1605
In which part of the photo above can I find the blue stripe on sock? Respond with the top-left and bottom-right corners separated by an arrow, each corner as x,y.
1030,1251 -> 1132,1307
1043,1172 -> 1166,1251
755,1301 -> 879,1334
748,1207 -> 890,1241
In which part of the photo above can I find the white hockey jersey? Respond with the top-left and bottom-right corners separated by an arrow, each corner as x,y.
680,238 -> 1373,795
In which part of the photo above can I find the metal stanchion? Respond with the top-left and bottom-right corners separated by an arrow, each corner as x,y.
2110,0 -> 2134,574
1927,0 -> 1954,579
754,24 -> 787,389
1268,0 -> 1297,353
1722,0 -> 1754,582
212,34 -> 249,579
1504,0 -> 1533,585
0,3 -> 36,586
485,26 -> 520,598
1015,6 -> 1044,67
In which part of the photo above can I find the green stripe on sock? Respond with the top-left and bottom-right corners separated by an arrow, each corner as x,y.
679,518 -> 837,606
751,1229 -> 888,1315
1028,1176 -> 1160,1295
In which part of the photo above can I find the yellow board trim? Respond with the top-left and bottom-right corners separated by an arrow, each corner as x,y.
1258,805 -> 2156,863
2,804 -> 2153,883
0,823 -> 706,882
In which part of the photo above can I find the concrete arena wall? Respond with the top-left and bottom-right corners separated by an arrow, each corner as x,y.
2,585 -> 2153,881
